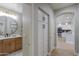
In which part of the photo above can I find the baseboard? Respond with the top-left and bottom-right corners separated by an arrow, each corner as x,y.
48,48 -> 55,56
74,53 -> 79,56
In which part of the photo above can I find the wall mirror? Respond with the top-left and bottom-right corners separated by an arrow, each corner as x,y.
0,15 -> 18,37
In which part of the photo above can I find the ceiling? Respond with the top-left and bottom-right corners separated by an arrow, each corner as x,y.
56,13 -> 74,29
56,13 -> 74,25
50,3 -> 75,10
0,3 -> 23,13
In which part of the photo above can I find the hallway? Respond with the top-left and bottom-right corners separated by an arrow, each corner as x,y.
57,37 -> 74,52
50,48 -> 74,56
49,37 -> 74,56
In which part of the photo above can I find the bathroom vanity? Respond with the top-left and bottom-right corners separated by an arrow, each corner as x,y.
0,7 -> 22,56
0,37 -> 22,56
0,15 -> 22,56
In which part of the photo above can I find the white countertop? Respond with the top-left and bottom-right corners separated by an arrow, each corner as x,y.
0,35 -> 22,40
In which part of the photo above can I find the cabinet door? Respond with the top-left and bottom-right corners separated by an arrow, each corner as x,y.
0,40 -> 3,55
15,37 -> 22,50
18,37 -> 22,49
9,39 -> 16,53
3,39 -> 10,54
19,37 -> 22,49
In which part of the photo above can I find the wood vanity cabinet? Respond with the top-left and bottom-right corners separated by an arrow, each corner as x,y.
3,39 -> 11,54
0,37 -> 22,56
0,40 -> 3,55
15,37 -> 22,50
9,38 -> 16,53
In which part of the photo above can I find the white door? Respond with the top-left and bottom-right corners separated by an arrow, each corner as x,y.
43,13 -> 49,56
38,21 -> 44,56
43,23 -> 48,56
38,9 -> 49,56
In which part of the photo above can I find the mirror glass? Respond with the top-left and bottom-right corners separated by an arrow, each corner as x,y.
0,16 -> 18,37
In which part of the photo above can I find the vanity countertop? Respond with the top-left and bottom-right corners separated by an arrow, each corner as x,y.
0,35 -> 22,40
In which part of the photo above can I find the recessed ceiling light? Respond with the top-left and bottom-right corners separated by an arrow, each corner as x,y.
59,24 -> 61,26
66,16 -> 70,19
65,23 -> 68,25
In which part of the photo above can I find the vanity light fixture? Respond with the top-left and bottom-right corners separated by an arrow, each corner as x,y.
0,11 -> 17,19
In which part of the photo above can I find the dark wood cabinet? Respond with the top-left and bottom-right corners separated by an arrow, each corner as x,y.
0,37 -> 22,56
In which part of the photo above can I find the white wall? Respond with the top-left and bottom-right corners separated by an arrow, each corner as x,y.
57,25 -> 72,30
23,4 -> 33,56
75,4 -> 79,55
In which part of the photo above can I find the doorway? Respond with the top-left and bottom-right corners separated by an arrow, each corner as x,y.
55,12 -> 75,56
38,8 -> 49,56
